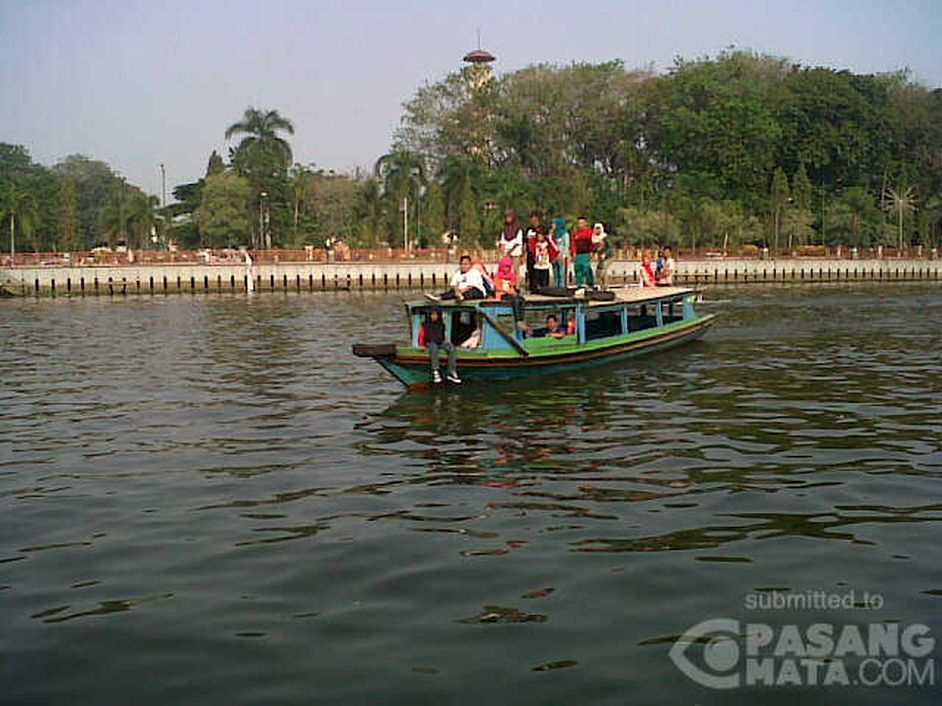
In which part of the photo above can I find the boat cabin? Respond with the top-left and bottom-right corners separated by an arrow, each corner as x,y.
406,286 -> 699,354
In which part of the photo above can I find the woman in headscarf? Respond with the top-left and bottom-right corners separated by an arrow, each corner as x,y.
493,255 -> 525,321
592,222 -> 610,289
497,209 -> 524,280
550,217 -> 570,287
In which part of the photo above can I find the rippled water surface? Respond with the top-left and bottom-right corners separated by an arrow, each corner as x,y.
1,284 -> 941,705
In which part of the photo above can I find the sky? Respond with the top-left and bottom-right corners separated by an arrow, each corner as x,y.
1,0 -> 940,199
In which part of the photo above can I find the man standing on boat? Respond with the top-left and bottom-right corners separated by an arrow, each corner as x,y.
425,255 -> 487,302
571,216 -> 595,287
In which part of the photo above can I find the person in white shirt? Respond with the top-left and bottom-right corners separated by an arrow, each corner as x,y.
426,255 -> 487,302
657,245 -> 676,286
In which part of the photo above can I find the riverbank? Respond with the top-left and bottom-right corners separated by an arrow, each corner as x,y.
2,257 -> 940,296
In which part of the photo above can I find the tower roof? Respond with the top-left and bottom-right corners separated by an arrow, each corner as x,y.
463,49 -> 495,64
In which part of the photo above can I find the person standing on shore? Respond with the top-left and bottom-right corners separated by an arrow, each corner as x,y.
550,217 -> 570,287
497,209 -> 524,281
242,247 -> 256,293
571,216 -> 595,287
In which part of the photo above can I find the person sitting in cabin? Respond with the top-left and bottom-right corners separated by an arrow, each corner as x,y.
421,308 -> 461,384
459,326 -> 482,349
543,314 -> 568,339
640,250 -> 657,287
657,246 -> 675,286
425,255 -> 487,302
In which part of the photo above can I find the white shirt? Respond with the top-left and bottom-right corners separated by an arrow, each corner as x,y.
499,229 -> 524,258
660,256 -> 675,285
451,267 -> 486,295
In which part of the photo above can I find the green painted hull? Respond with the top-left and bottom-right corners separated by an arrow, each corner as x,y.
372,314 -> 716,387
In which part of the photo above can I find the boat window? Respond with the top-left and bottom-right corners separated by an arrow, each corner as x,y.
450,310 -> 479,346
491,311 -> 518,339
662,299 -> 684,324
522,308 -> 571,337
585,307 -> 624,341
627,304 -> 659,332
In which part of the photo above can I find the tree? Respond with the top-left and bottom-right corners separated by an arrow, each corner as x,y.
226,108 -> 296,249
58,178 -> 81,251
97,181 -> 136,247
0,180 -> 39,255
792,163 -> 813,212
288,163 -> 316,240
206,150 -> 225,176
375,150 -> 426,248
305,172 -> 360,247
52,155 -> 125,246
226,107 -> 295,176
883,185 -> 918,252
195,173 -> 253,247
354,179 -> 383,247
770,168 -> 790,252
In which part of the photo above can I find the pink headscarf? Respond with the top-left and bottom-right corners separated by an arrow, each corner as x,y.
497,256 -> 517,281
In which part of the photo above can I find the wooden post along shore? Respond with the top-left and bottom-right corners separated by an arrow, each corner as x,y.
2,258 -> 941,297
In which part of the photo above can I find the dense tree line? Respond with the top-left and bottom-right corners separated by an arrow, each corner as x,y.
2,51 -> 939,254
392,51 -> 942,251
0,145 -> 158,253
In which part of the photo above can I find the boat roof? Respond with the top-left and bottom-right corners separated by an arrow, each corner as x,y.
410,286 -> 694,309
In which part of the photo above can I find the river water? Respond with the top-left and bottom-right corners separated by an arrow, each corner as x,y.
1,284 -> 940,705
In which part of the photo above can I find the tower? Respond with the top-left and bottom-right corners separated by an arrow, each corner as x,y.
462,32 -> 496,91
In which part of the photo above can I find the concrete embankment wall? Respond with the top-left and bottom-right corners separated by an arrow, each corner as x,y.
2,258 -> 940,296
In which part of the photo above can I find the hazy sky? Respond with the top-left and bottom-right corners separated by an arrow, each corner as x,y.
1,0 -> 939,199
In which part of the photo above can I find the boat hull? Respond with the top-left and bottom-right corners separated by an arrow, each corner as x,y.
372,315 -> 716,387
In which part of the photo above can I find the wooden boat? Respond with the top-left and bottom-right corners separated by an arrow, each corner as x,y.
353,286 -> 716,387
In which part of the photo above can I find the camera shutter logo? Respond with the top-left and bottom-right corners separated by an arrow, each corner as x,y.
669,618 -> 742,689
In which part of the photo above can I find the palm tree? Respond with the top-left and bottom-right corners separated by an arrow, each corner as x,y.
97,181 -> 133,248
354,179 -> 383,247
128,193 -> 159,249
225,107 -> 295,177
0,181 -> 39,256
375,151 -> 426,249
883,186 -> 918,254
288,163 -> 315,236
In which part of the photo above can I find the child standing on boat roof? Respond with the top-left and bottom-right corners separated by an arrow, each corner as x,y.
532,231 -> 553,291
422,309 -> 461,384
